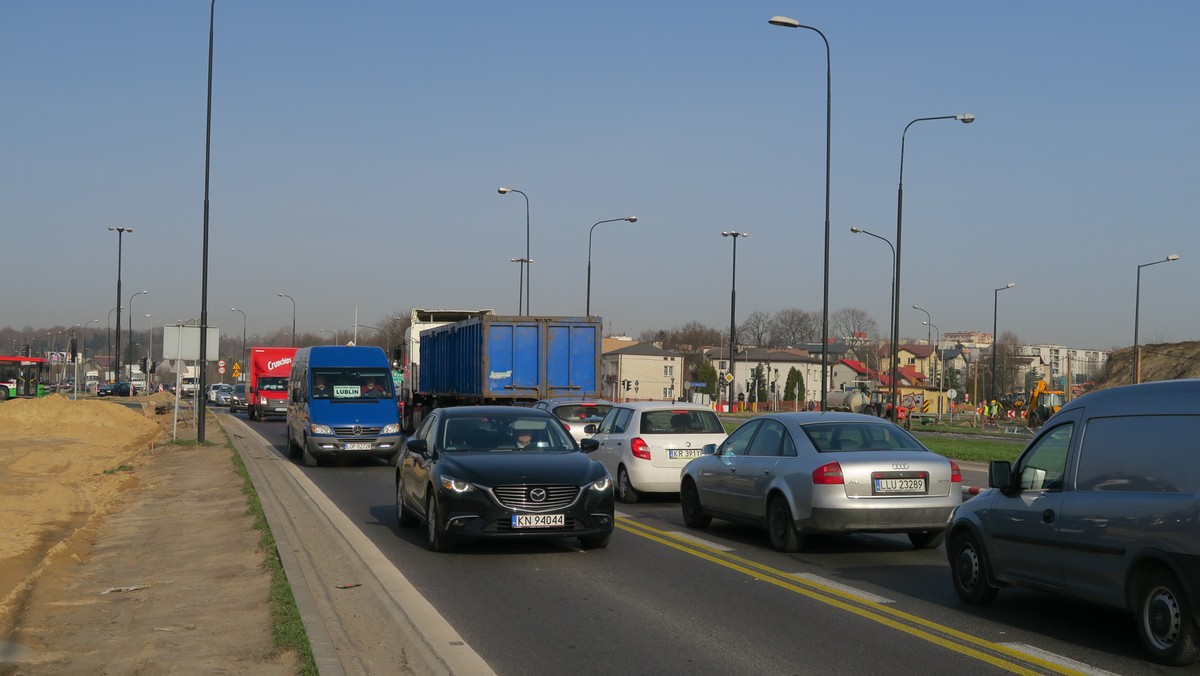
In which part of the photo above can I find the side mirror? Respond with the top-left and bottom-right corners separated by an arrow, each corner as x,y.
580,438 -> 600,453
406,438 -> 429,458
584,423 -> 597,434
988,460 -> 1013,491
702,443 -> 718,456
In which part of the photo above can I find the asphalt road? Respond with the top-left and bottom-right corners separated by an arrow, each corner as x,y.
235,412 -> 1165,676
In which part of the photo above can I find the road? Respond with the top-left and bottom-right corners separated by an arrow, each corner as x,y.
235,413 -> 1163,675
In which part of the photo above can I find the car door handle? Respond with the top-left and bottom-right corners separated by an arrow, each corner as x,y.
1042,509 -> 1055,524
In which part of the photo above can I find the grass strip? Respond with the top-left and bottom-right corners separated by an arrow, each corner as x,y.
229,442 -> 318,675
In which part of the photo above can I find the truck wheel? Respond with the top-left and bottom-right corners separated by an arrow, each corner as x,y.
0,386 -> 9,401
301,437 -> 319,467
1137,568 -> 1200,665
616,466 -> 639,504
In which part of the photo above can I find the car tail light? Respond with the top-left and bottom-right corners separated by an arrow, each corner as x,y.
561,422 -> 572,433
631,437 -> 651,460
812,461 -> 844,485
950,460 -> 962,483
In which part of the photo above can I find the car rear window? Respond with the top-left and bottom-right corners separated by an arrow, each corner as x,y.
802,422 -> 926,452
553,403 -> 611,423
639,409 -> 724,434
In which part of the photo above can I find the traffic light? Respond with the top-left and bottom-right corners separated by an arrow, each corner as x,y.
623,379 -> 631,391
139,357 -> 148,373
148,359 -> 156,374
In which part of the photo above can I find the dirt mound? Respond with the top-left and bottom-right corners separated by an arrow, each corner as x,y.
1094,341 -> 1200,391
0,395 -> 162,631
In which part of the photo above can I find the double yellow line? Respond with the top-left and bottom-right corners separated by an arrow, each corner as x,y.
616,516 -> 1087,676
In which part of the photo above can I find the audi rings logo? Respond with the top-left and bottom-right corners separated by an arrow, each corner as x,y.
353,424 -> 363,436
529,488 -> 548,502
892,462 -> 910,470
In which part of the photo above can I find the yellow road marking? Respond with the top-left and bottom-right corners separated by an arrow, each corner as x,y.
616,516 -> 1086,676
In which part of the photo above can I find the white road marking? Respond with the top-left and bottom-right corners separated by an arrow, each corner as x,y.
790,573 -> 895,604
666,531 -> 734,552
1000,643 -> 1119,676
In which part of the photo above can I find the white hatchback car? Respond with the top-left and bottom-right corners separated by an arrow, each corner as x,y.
531,398 -> 614,445
589,402 -> 727,503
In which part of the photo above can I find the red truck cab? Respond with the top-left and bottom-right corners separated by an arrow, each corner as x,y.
247,347 -> 296,421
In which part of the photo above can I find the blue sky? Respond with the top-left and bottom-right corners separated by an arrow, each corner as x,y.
3,2 -> 1197,351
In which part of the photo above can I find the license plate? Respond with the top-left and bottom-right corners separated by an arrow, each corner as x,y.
668,448 -> 703,460
512,513 -> 565,528
345,442 -> 372,451
874,478 -> 926,493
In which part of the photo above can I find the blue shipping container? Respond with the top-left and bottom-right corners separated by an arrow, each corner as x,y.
418,316 -> 601,401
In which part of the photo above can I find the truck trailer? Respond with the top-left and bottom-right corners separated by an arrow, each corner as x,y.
406,315 -> 601,430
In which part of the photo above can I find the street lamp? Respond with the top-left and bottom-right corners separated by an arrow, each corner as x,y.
319,328 -> 337,345
145,313 -> 154,389
1133,254 -> 1180,384
277,293 -> 296,346
912,305 -> 932,346
893,114 -> 974,417
850,227 -> 895,402
586,216 -> 639,317
510,258 -> 532,315
923,320 -> 941,417
991,282 -> 1015,402
498,187 -> 531,315
769,15 -> 831,410
108,226 -> 133,386
106,306 -> 121,380
231,307 -> 247,380
722,231 -> 748,412
77,319 -> 99,398
128,289 -> 149,380
197,0 -> 217,444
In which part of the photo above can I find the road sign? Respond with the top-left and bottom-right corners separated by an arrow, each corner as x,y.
218,359 -> 226,368
218,366 -> 226,375
723,373 -> 734,384
232,364 -> 241,379
946,388 -> 958,400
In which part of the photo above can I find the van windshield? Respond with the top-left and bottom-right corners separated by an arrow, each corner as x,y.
258,376 -> 288,392
312,368 -> 393,399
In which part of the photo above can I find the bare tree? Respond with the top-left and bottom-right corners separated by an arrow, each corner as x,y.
831,307 -> 880,346
769,308 -> 819,347
741,310 -> 772,347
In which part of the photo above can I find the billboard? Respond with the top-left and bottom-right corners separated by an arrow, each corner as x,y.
162,325 -> 220,361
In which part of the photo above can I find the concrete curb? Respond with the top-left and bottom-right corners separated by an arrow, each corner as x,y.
220,415 -> 495,676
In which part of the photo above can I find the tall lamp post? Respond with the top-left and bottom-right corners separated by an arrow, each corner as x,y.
768,15 -> 831,410
78,319 -> 99,397
277,293 -> 296,346
722,231 -> 748,412
850,227 -> 895,404
923,320 -> 941,417
586,216 -> 639,317
231,307 -> 247,380
108,226 -> 133,386
145,313 -> 154,390
1133,254 -> 1180,384
892,114 -> 974,416
106,305 -> 121,380
319,328 -> 337,345
128,289 -> 149,381
498,187 -> 530,315
991,282 -> 1015,402
510,258 -> 532,314
912,303 -> 932,415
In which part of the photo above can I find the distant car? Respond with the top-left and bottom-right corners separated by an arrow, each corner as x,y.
204,383 -> 224,403
679,412 -> 961,552
228,384 -> 247,414
213,383 -> 234,406
589,401 -> 728,503
97,382 -> 134,397
531,398 -> 614,444
394,406 -> 614,552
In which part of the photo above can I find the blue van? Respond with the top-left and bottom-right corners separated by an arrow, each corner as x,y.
286,345 -> 403,467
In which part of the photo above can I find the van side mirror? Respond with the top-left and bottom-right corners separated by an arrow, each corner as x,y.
988,460 -> 1013,491
580,438 -> 600,453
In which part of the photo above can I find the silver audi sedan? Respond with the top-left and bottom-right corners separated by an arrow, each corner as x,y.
680,412 -> 961,552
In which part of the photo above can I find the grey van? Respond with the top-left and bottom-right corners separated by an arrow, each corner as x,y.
946,379 -> 1200,666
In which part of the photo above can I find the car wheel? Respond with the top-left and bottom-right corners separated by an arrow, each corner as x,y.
949,530 -> 999,604
579,532 -> 612,550
0,386 -> 9,401
425,492 -> 452,552
395,472 -> 418,528
1137,568 -> 1200,665
301,438 -> 319,468
908,529 -> 946,550
766,495 -> 802,553
616,466 -> 639,504
680,479 -> 712,529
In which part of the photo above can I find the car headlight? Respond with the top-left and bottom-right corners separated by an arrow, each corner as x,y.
439,475 -> 475,493
590,475 -> 613,492
381,423 -> 400,435
310,424 -> 333,435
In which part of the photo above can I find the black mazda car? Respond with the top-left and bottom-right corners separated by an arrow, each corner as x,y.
395,406 -> 614,552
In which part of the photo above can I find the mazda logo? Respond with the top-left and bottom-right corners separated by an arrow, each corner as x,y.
529,488 -> 547,502
353,425 -> 363,436
892,462 -> 910,470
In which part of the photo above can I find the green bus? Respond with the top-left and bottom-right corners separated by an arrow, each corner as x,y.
0,355 -> 49,400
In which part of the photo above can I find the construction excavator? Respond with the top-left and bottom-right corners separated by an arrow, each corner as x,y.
1024,379 -> 1065,428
